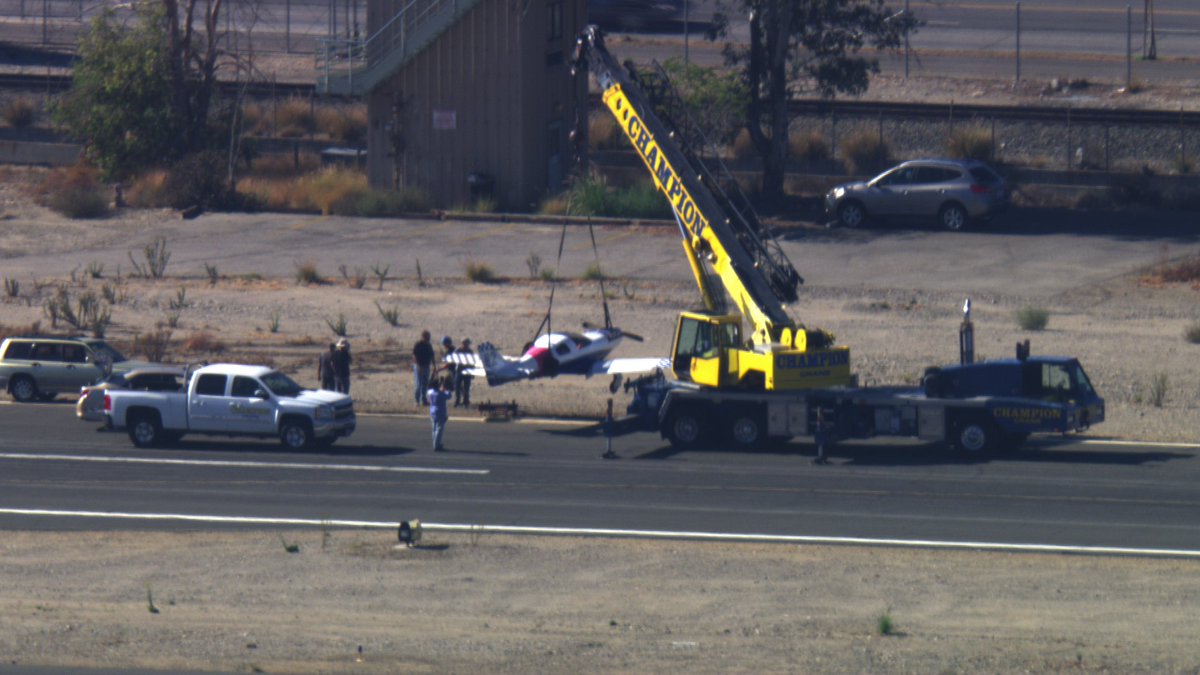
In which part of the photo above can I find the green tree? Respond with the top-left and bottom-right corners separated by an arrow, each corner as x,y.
54,0 -> 228,181
713,0 -> 919,201
659,58 -> 748,151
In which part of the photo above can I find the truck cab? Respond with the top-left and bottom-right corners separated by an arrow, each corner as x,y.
926,356 -> 1105,451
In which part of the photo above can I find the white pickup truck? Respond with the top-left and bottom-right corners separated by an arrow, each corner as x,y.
104,363 -> 356,450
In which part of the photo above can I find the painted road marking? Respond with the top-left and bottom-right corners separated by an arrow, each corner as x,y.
1080,439 -> 1200,449
1,508 -> 1197,559
0,453 -> 488,476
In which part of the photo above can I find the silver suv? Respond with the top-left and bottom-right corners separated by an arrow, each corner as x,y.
0,336 -> 144,402
825,158 -> 1009,231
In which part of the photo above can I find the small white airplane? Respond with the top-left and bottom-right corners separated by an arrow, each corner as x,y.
444,325 -> 670,387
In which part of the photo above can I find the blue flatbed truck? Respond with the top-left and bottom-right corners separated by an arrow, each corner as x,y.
620,347 -> 1104,456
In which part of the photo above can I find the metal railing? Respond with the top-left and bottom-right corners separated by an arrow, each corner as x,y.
316,0 -> 468,94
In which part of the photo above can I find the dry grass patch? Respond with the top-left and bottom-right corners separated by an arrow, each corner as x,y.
276,97 -> 315,137
316,106 -> 367,144
183,331 -> 226,354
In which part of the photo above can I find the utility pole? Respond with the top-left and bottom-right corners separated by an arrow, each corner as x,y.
1143,0 -> 1157,60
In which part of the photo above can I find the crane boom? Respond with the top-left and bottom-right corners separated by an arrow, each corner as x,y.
573,27 -> 852,391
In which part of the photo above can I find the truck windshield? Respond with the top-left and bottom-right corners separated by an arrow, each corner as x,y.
261,371 -> 304,397
1069,361 -> 1096,397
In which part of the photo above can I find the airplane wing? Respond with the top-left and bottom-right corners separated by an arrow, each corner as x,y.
588,357 -> 671,377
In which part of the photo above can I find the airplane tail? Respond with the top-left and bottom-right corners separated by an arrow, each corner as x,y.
477,342 -> 510,386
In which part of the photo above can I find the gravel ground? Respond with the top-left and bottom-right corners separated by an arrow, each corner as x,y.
4,530 -> 1200,674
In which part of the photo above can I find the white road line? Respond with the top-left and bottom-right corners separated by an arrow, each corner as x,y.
0,453 -> 488,476
1,508 -> 1197,559
1080,439 -> 1200,449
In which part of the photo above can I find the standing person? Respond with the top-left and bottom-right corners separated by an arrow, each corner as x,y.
455,338 -> 474,408
332,338 -> 352,395
439,335 -> 458,402
317,343 -> 336,391
412,330 -> 435,405
427,377 -> 452,452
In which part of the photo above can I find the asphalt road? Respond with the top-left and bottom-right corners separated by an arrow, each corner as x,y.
2,402 -> 1198,553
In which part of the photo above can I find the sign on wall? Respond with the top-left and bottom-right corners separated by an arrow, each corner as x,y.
433,109 -> 457,130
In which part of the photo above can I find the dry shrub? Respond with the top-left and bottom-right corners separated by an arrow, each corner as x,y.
276,97 -> 315,137
316,106 -> 367,145
789,128 -> 829,161
3,97 -> 37,128
588,110 -> 625,151
133,328 -> 173,362
1159,255 -> 1200,284
841,131 -> 891,175
301,167 -> 368,215
240,102 -> 269,135
126,170 -> 171,208
0,321 -> 43,341
731,128 -> 757,159
945,127 -> 993,162
183,331 -> 226,353
295,259 -> 323,285
41,163 -> 109,219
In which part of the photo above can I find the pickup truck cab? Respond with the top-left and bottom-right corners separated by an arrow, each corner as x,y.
105,364 -> 356,450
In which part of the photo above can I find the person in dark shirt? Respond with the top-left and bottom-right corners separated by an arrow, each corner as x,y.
332,338 -> 352,394
317,343 -> 336,391
454,338 -> 474,407
412,330 -> 435,405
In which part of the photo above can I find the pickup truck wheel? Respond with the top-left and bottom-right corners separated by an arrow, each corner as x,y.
664,408 -> 706,449
953,419 -> 994,457
128,414 -> 163,448
727,408 -> 765,450
279,420 -> 313,451
10,376 -> 37,403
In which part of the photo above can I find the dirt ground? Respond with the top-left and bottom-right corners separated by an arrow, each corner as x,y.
3,157 -> 1200,672
4,529 -> 1200,674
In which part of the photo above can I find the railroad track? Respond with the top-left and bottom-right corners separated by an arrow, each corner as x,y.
2,71 -> 1196,127
0,72 -> 320,98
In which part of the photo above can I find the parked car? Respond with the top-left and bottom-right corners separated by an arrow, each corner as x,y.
0,335 -> 150,403
589,0 -> 682,32
825,158 -> 1010,231
77,365 -> 186,423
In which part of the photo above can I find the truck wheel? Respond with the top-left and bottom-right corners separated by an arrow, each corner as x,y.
10,376 -> 37,403
727,408 -> 765,450
953,419 -> 994,457
128,413 -> 163,448
664,408 -> 705,449
279,420 -> 313,451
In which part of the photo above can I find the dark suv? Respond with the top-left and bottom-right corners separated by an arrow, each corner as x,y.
0,336 -> 144,402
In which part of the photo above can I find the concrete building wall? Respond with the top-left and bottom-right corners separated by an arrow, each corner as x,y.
366,0 -> 586,210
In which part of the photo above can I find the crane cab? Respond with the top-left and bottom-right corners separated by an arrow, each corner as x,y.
672,312 -> 853,390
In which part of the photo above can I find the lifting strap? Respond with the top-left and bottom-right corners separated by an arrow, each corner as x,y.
531,222 -> 570,345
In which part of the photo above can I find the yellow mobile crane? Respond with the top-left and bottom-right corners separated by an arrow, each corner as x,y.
573,27 -> 851,392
